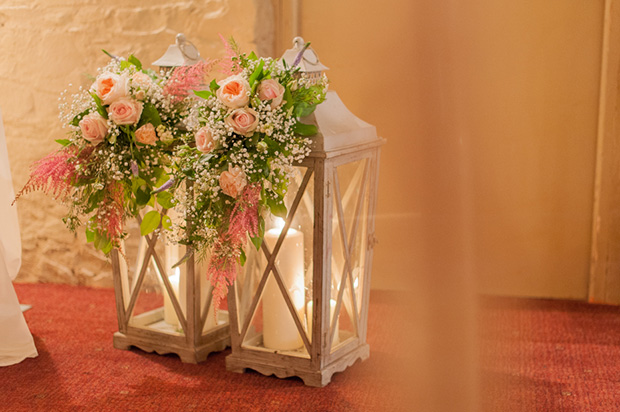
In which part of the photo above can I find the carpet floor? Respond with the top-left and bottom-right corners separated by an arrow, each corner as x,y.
2,284 -> 413,412
479,297 -> 620,411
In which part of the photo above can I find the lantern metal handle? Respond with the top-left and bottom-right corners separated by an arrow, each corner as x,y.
176,33 -> 200,61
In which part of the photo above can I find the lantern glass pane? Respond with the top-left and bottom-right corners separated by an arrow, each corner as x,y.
330,158 -> 370,350
121,218 -> 185,334
235,166 -> 314,357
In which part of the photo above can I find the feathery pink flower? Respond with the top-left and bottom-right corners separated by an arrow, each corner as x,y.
207,184 -> 261,313
218,34 -> 242,76
13,147 -> 79,204
163,60 -> 217,103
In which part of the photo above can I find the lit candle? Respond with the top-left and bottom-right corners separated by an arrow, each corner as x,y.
306,299 -> 340,347
163,269 -> 181,326
262,219 -> 305,350
163,232 -> 186,326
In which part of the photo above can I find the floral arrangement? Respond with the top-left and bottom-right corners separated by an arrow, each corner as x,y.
15,53 -> 214,253
16,37 -> 328,311
171,39 -> 328,308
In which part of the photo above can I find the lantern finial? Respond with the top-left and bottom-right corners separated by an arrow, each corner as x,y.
281,37 -> 329,79
153,33 -> 202,68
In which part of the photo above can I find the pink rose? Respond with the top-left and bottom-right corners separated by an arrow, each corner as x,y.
219,165 -> 247,198
257,79 -> 285,109
108,98 -> 143,125
135,123 -> 157,145
225,107 -> 259,137
216,75 -> 250,108
79,112 -> 108,145
195,127 -> 215,153
93,72 -> 129,105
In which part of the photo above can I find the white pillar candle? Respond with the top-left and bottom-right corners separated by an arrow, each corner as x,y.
163,269 -> 181,326
306,299 -> 340,347
163,237 -> 186,326
262,225 -> 305,350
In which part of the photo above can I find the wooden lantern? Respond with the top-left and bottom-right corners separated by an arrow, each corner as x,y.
110,35 -> 229,362
225,39 -> 384,387
110,207 -> 230,362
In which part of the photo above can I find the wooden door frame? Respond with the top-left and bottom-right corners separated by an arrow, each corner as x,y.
589,0 -> 620,304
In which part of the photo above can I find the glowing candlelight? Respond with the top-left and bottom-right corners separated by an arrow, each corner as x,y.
262,218 -> 305,350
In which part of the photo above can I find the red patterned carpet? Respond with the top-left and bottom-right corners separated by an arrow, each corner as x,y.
479,297 -> 620,411
2,284 -> 414,412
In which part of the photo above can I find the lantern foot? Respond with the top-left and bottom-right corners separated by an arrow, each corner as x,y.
113,330 -> 230,363
225,343 -> 370,387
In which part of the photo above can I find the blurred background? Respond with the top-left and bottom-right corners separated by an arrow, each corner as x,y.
1,0 -> 611,409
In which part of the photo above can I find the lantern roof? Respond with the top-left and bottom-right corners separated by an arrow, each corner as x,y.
281,37 -> 329,73
152,33 -> 202,67
302,91 -> 382,154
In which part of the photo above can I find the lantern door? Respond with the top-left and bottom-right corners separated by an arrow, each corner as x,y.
111,210 -> 230,363
229,164 -> 316,365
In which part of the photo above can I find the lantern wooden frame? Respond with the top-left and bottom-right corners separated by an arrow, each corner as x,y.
110,212 -> 230,363
225,91 -> 383,386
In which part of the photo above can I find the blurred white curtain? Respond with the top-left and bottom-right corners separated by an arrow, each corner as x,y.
0,107 -> 37,366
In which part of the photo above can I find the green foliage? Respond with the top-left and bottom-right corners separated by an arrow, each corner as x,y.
139,103 -> 162,128
140,210 -> 161,236
293,121 -> 318,136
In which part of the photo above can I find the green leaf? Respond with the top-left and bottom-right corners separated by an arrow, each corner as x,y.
294,121 -> 318,136
209,79 -> 220,93
55,139 -> 71,147
239,248 -> 246,266
139,102 -> 162,128
135,186 -> 151,206
70,108 -> 91,127
283,88 -> 294,110
90,93 -> 108,118
128,55 -> 142,70
248,51 -> 258,61
94,231 -> 112,253
249,59 -> 265,87
294,102 -> 316,118
140,210 -> 161,236
194,90 -> 213,99
161,214 -> 172,231
85,229 -> 95,243
266,198 -> 287,219
156,191 -> 176,209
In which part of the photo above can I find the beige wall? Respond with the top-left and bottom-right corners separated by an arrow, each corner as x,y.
301,1 -> 604,298
468,0 -> 603,299
1,0 -> 258,286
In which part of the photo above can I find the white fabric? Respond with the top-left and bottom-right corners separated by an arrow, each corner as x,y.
0,107 -> 37,366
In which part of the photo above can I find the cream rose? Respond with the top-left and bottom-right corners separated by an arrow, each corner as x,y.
195,126 -> 215,153
216,75 -> 250,108
93,72 -> 129,105
135,123 -> 157,145
219,165 -> 247,198
108,98 -> 143,125
257,79 -> 285,109
79,112 -> 108,145
225,107 -> 259,137
132,72 -> 153,90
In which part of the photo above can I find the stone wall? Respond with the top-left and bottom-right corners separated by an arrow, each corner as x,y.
1,0 -> 261,286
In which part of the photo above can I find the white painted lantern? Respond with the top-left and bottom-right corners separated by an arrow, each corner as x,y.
110,35 -> 229,363
225,40 -> 383,386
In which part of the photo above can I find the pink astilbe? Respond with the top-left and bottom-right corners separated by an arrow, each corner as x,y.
163,60 -> 217,103
218,34 -> 242,76
96,181 -> 125,248
207,184 -> 261,312
13,147 -> 79,204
